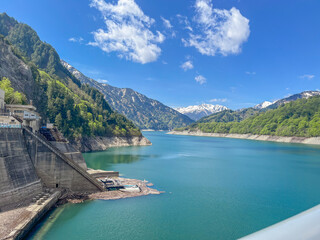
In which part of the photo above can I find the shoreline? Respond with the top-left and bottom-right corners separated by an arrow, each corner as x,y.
88,177 -> 161,201
72,135 -> 152,153
168,130 -> 320,146
62,177 -> 162,204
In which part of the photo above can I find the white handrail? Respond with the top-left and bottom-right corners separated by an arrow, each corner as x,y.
240,204 -> 320,240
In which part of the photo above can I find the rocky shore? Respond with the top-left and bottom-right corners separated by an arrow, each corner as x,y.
88,177 -> 161,201
59,177 -> 161,204
169,130 -> 320,146
71,136 -> 152,152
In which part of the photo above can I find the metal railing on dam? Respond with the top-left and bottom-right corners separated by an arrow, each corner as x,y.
240,204 -> 320,240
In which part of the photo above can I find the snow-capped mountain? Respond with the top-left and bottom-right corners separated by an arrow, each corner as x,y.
254,101 -> 273,109
175,104 -> 228,121
253,91 -> 320,110
268,91 -> 320,109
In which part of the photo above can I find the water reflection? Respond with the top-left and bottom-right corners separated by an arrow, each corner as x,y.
85,153 -> 140,170
83,146 -> 158,170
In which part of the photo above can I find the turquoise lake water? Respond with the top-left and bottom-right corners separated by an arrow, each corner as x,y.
27,132 -> 320,239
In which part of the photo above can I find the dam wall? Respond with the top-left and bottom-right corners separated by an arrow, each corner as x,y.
0,129 -> 42,211
0,128 -> 103,212
22,127 -> 103,192
51,142 -> 87,170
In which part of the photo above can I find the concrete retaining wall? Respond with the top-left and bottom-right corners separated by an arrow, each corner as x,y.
51,142 -> 87,170
6,191 -> 61,240
0,129 -> 42,212
23,129 -> 101,192
87,169 -> 119,178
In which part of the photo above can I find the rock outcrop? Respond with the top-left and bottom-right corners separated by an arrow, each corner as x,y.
71,136 -> 152,152
0,37 -> 35,101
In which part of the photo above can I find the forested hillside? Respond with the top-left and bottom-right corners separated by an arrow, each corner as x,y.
197,108 -> 260,123
0,13 -> 141,139
62,60 -> 194,130
176,96 -> 320,137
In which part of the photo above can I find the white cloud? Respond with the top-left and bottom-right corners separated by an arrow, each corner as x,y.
177,14 -> 193,31
195,75 -> 206,84
89,0 -> 165,64
181,60 -> 194,71
209,98 -> 227,102
161,17 -> 173,29
245,71 -> 256,75
69,37 -> 84,43
161,16 -> 176,38
300,74 -> 315,80
183,0 -> 250,56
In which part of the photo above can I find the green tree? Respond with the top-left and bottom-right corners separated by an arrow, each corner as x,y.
0,77 -> 27,104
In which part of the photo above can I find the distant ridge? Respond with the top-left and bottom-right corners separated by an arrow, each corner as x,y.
61,60 -> 194,130
175,104 -> 228,121
175,90 -> 320,138
267,91 -> 320,109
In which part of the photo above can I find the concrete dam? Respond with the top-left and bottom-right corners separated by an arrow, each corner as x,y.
0,127 -> 103,212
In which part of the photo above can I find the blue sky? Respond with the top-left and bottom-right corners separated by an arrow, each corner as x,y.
1,0 -> 320,109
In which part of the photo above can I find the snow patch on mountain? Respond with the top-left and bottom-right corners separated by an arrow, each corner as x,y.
254,101 -> 273,109
175,104 -> 228,121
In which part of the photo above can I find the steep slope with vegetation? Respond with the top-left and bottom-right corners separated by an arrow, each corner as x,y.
62,60 -> 194,130
0,13 -> 142,144
197,108 -> 260,123
176,95 -> 320,137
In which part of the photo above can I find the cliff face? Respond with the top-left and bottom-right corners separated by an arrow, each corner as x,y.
71,136 -> 152,152
0,37 -> 36,101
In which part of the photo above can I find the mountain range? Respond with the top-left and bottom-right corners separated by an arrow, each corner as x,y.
2,12 -> 319,138
267,91 -> 320,109
175,104 -> 228,121
176,90 -> 320,138
61,60 -> 194,130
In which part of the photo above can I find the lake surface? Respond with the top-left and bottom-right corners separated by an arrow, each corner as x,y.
27,132 -> 320,240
